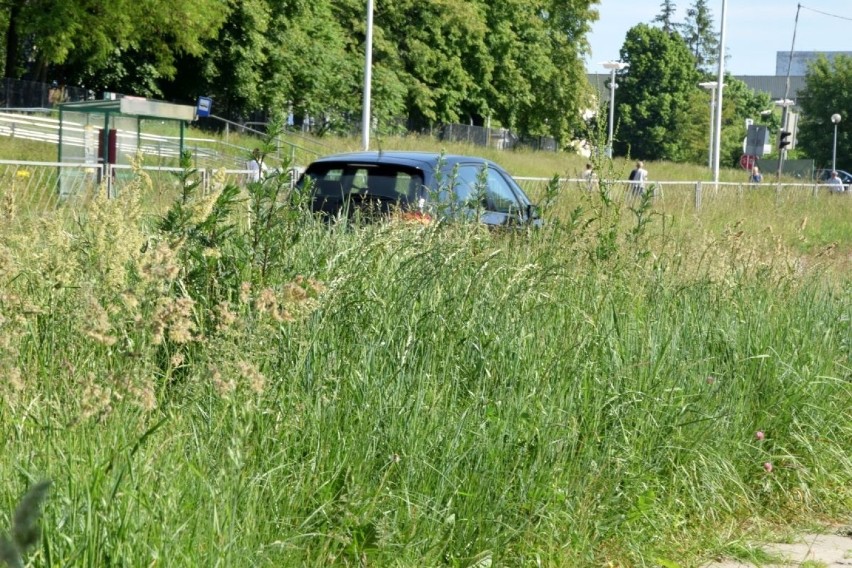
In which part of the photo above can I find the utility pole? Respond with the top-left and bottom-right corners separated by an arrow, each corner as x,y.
776,3 -> 801,181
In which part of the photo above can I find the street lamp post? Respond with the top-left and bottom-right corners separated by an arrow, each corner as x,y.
712,0 -> 728,183
601,61 -> 629,158
699,82 -> 723,170
361,0 -> 374,151
831,113 -> 841,172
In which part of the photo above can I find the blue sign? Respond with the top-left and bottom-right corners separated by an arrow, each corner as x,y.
196,96 -> 212,118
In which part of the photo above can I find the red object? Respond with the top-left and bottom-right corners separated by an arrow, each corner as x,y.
739,154 -> 757,171
97,128 -> 118,164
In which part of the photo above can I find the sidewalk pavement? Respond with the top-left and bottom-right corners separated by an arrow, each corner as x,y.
703,528 -> 852,567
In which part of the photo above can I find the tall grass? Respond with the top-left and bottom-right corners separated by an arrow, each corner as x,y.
0,151 -> 849,567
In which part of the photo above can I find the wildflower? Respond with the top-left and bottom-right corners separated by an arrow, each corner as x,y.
151,296 -> 196,345
170,352 -> 185,368
167,298 -> 195,343
763,462 -> 773,473
239,282 -> 251,305
282,280 -> 308,302
126,380 -> 157,412
237,360 -> 266,394
256,288 -> 278,315
189,192 -> 219,224
255,287 -> 293,322
202,247 -> 221,259
1,190 -> 15,220
82,295 -> 117,346
215,301 -> 237,331
120,291 -> 139,311
81,379 -> 112,420
140,241 -> 181,282
7,366 -> 24,392
210,366 -> 235,397
15,169 -> 30,179
755,431 -> 765,441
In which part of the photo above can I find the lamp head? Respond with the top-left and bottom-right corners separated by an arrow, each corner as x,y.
831,113 -> 841,124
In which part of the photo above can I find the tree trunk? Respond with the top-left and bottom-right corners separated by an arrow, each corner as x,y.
3,1 -> 26,79
4,2 -> 21,78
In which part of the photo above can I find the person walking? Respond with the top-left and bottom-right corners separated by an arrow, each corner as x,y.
749,166 -> 762,184
582,163 -> 595,190
247,148 -> 268,182
826,170 -> 846,193
628,161 -> 648,197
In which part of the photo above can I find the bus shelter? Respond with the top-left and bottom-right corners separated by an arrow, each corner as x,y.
57,97 -> 197,196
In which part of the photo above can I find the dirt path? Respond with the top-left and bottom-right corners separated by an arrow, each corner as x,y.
703,526 -> 852,567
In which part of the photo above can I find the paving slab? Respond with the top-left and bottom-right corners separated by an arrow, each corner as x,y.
703,528 -> 852,567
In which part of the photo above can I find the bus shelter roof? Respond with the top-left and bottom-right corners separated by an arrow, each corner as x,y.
58,97 -> 196,121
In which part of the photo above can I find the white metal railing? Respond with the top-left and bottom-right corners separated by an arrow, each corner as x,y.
0,160 -> 846,218
514,177 -> 848,210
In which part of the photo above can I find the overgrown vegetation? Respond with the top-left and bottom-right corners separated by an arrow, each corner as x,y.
0,140 -> 849,566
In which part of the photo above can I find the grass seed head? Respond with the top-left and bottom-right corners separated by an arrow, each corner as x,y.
237,360 -> 266,394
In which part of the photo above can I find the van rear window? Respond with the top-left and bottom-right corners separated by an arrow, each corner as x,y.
305,164 -> 423,202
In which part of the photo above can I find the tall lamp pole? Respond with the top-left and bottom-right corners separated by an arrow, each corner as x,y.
699,82 -> 723,170
831,113 -> 841,172
711,0 -> 728,183
361,0 -> 374,151
601,61 -> 629,158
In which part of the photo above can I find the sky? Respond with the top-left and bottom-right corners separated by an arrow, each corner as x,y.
585,0 -> 852,76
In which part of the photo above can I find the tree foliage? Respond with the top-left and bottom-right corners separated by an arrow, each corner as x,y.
653,0 -> 678,33
681,0 -> 718,72
796,55 -> 852,168
0,0 -> 600,143
612,6 -> 771,167
613,24 -> 700,161
3,0 -> 227,89
716,76 -> 772,166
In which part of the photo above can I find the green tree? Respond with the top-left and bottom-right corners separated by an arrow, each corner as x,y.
614,23 -> 700,161
682,75 -> 773,166
653,0 -> 678,33
2,0 -> 228,87
717,76 -> 772,166
483,0 -> 598,144
0,0 -> 603,143
378,0 -> 492,128
796,55 -> 852,168
681,0 -> 718,72
267,0 -> 360,127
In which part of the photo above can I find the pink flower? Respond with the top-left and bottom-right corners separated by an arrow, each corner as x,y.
755,431 -> 765,441
763,462 -> 773,473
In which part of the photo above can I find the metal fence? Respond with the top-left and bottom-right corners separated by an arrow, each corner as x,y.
1,160 -> 847,222
0,161 -> 276,219
513,177 -> 849,211
0,78 -> 91,109
438,124 -> 558,152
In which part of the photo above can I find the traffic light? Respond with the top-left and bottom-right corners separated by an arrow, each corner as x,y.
778,130 -> 792,150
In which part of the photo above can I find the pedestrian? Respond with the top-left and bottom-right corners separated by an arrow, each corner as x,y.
628,161 -> 648,197
247,148 -> 267,182
582,163 -> 595,190
749,166 -> 762,183
826,170 -> 846,193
